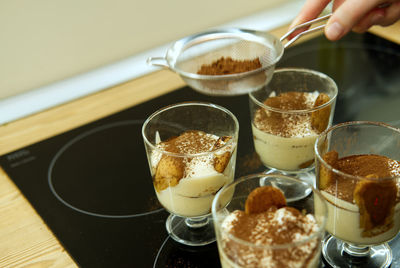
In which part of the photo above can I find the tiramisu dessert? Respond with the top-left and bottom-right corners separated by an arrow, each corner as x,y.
319,151 -> 400,245
150,130 -> 236,217
252,91 -> 332,171
218,185 -> 322,268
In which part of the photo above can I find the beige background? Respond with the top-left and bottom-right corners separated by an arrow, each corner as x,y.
0,0 -> 290,100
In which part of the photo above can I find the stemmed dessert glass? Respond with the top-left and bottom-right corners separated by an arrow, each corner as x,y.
249,68 -> 338,201
142,102 -> 239,246
212,173 -> 327,268
315,121 -> 400,268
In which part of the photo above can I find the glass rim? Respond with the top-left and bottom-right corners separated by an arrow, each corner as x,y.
211,172 -> 328,250
248,67 -> 338,114
314,120 -> 400,181
141,101 -> 239,157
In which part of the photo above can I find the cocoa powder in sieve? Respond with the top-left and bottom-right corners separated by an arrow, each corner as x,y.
197,57 -> 261,75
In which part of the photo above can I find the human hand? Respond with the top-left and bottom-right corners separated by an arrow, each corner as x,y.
290,0 -> 400,41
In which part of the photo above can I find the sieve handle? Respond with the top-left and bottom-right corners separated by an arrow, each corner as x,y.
146,56 -> 169,68
280,13 -> 332,49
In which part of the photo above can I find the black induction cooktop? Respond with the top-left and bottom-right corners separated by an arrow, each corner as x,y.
1,32 -> 400,268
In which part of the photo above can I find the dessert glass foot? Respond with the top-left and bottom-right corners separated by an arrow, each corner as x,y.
322,235 -> 392,268
166,214 -> 216,246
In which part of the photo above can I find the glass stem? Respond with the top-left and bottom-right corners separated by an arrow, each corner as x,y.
185,216 -> 209,229
343,243 -> 370,257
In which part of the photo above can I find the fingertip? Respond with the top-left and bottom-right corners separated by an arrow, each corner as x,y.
325,21 -> 345,41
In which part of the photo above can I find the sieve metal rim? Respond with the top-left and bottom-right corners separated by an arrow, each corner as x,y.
160,28 -> 284,81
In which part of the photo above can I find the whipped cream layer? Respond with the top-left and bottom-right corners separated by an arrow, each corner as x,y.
321,191 -> 400,245
252,125 -> 317,171
156,160 -> 234,217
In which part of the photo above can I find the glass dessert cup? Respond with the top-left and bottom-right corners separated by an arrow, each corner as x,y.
249,68 -> 338,201
315,121 -> 400,268
142,102 -> 239,246
212,173 -> 328,268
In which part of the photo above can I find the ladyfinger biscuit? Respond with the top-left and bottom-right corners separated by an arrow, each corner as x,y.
245,186 -> 286,214
311,93 -> 331,133
214,151 -> 231,173
213,136 -> 232,173
354,178 -> 397,237
154,155 -> 184,192
319,151 -> 338,190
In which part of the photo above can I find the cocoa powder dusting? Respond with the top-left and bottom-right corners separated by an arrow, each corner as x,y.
161,130 -> 217,154
337,154 -> 400,178
265,91 -> 311,110
323,153 -> 400,202
197,57 -> 261,75
222,207 -> 319,267
253,91 -> 319,137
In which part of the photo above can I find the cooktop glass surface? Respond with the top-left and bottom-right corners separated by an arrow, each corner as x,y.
1,32 -> 399,267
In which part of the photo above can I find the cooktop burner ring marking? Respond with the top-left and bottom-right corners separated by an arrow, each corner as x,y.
48,120 -> 164,219
153,235 -> 170,268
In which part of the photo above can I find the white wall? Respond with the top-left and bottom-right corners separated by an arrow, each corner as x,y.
0,0 -> 306,124
0,0 -> 297,100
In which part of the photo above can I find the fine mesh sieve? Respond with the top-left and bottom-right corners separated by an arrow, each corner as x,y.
147,14 -> 331,96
